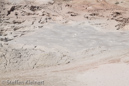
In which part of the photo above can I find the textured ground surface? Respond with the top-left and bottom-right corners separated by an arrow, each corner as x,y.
0,0 -> 129,86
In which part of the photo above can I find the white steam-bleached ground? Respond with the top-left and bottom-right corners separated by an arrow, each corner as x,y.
1,21 -> 129,86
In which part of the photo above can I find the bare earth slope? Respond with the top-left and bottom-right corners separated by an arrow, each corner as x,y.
0,0 -> 129,86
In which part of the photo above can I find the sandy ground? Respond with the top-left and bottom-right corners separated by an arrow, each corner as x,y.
0,0 -> 129,86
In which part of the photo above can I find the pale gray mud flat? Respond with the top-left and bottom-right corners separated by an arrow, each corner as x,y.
0,21 -> 129,86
